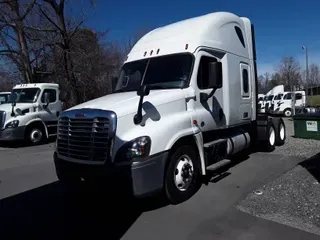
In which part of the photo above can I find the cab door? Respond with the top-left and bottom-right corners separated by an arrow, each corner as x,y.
193,51 -> 225,132
39,88 -> 59,124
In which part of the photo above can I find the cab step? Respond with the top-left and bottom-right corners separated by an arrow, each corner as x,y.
206,159 -> 231,171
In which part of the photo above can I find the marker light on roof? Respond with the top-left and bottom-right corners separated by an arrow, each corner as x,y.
150,50 -> 153,56
157,49 -> 160,54
144,51 -> 147,56
185,44 -> 189,50
125,56 -> 128,61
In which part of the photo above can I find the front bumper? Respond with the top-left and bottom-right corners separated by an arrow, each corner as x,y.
0,126 -> 25,141
54,151 -> 169,197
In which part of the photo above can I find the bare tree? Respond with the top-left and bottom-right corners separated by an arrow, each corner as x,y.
0,0 -> 37,83
32,0 -> 96,105
122,27 -> 150,56
257,74 -> 265,93
308,64 -> 320,87
276,56 -> 301,91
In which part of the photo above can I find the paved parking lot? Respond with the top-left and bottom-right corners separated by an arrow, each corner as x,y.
0,119 -> 319,240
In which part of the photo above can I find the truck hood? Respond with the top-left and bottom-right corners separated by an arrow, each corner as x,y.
67,89 -> 186,118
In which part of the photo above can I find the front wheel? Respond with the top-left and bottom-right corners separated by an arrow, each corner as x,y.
283,108 -> 292,117
25,125 -> 46,145
164,145 -> 202,204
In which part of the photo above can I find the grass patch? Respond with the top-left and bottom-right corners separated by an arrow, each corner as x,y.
308,96 -> 320,106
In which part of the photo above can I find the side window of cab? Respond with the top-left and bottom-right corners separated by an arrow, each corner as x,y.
41,89 -> 57,103
197,56 -> 218,89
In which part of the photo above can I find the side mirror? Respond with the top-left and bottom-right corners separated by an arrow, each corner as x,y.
59,90 -> 68,102
134,85 -> 150,125
137,85 -> 150,97
208,62 -> 223,89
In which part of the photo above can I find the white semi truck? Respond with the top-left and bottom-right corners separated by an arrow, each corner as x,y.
53,12 -> 286,204
272,91 -> 306,117
0,83 -> 64,145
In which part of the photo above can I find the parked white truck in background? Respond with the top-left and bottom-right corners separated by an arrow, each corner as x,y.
53,12 -> 287,204
262,85 -> 284,114
0,83 -> 64,145
0,92 -> 11,104
272,91 -> 306,117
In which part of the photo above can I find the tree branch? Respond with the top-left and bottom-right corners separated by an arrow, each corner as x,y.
68,20 -> 84,39
43,0 -> 59,11
25,26 -> 58,32
0,0 -> 15,4
0,49 -> 19,55
38,5 -> 62,32
20,0 -> 36,20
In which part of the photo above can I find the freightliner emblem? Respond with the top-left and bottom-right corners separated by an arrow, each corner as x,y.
75,113 -> 86,118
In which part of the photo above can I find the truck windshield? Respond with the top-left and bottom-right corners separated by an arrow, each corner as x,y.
274,94 -> 283,100
8,88 -> 41,103
0,94 -> 8,104
267,95 -> 274,101
284,93 -> 293,100
114,54 -> 193,92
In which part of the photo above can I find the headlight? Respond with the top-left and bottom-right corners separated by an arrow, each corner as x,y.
116,136 -> 151,162
5,120 -> 19,128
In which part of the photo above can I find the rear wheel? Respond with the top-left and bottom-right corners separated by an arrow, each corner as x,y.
261,120 -> 276,152
164,145 -> 202,204
273,118 -> 286,146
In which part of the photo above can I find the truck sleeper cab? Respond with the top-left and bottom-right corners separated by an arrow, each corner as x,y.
0,83 -> 64,145
53,12 -> 286,204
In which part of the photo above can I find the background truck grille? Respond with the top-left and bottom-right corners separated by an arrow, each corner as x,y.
57,116 -> 112,162
0,111 -> 5,129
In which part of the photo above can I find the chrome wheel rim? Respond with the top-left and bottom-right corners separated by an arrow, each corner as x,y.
269,127 -> 275,146
174,154 -> 194,191
30,129 -> 42,143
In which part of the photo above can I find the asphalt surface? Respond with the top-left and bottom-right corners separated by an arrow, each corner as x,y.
0,120 -> 319,240
237,153 -> 320,236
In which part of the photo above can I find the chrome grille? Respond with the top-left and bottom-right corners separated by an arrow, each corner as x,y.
57,109 -> 116,163
0,111 -> 5,129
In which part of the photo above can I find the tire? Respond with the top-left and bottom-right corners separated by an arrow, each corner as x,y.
272,118 -> 286,146
261,120 -> 276,152
283,108 -> 292,117
164,145 -> 202,204
25,124 -> 46,145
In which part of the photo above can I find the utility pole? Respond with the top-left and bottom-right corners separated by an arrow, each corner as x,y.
302,45 -> 309,107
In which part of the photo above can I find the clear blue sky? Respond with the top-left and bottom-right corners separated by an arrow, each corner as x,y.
76,0 -> 320,75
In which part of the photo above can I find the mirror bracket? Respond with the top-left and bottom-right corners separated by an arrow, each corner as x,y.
134,85 -> 150,125
200,89 -> 217,103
